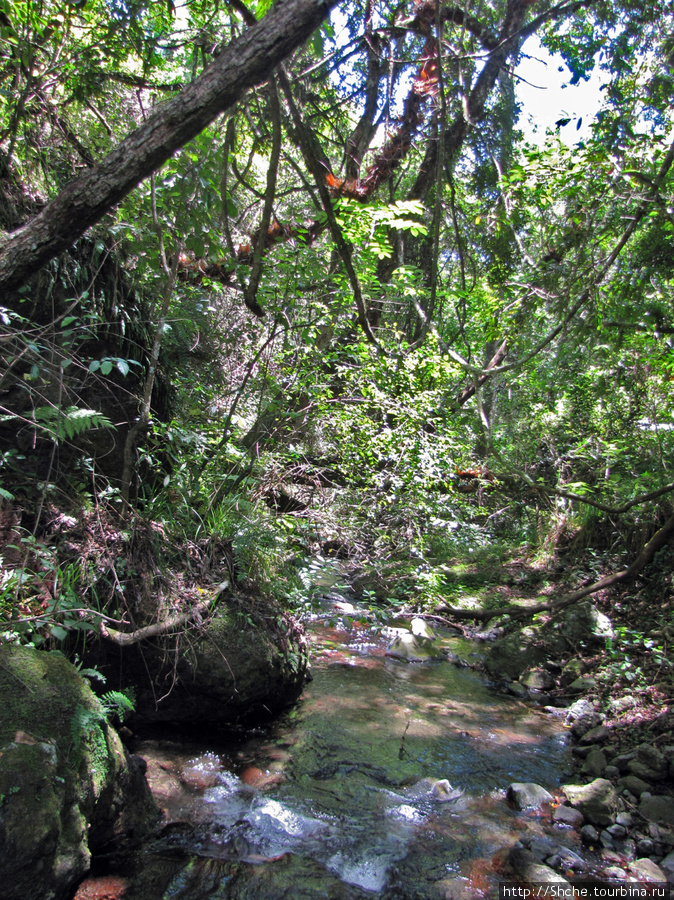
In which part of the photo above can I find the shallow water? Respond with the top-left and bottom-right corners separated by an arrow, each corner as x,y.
118,615 -> 578,899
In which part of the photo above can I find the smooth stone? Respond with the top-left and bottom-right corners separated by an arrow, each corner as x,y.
627,759 -> 659,782
616,811 -> 634,828
659,849 -> 674,878
562,778 -> 618,827
607,824 -> 627,839
604,765 -> 620,780
566,698 -> 598,721
619,775 -> 652,796
545,847 -> 586,872
579,724 -> 611,744
507,848 -> 570,884
507,782 -> 554,810
603,865 -> 627,878
629,858 -> 667,881
637,838 -> 656,855
553,805 -> 585,827
581,824 -> 600,843
611,751 -> 636,772
639,795 -> 674,827
600,830 -> 615,849
582,747 -> 607,777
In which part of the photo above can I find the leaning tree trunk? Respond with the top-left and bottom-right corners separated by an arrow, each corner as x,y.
0,0 -> 338,295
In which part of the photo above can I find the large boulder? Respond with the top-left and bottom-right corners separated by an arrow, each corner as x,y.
558,602 -> 614,645
561,778 -> 618,827
484,625 -> 564,680
91,604 -> 309,729
0,643 -> 159,900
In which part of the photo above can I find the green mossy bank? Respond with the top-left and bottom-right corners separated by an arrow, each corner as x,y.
0,643 -> 159,900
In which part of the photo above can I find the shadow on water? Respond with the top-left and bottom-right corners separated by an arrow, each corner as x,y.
115,620 -> 574,900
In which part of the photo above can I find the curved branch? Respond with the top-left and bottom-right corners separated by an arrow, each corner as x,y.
100,587 -> 227,646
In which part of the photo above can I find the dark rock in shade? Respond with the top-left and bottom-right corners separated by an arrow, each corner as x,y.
484,625 -> 566,680
638,795 -> 674,827
581,824 -> 600,843
553,805 -> 585,827
579,724 -> 610,745
581,747 -> 607,778
0,643 -> 159,900
86,605 -> 309,729
507,847 -> 570,884
562,779 -> 618,827
507,782 -> 554,810
619,775 -> 652,797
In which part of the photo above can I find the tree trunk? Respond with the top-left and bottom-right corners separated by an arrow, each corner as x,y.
0,0 -> 338,295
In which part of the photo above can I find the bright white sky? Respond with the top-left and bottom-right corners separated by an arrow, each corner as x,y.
515,37 -> 606,144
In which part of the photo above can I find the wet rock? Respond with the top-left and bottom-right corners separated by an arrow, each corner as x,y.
519,668 -> 555,691
581,824 -> 600,844
600,830 -> 615,849
636,838 -> 656,856
659,849 -> 674,881
545,846 -> 586,872
524,835 -> 562,860
579,725 -> 611,745
604,765 -> 620,780
560,602 -> 614,645
0,643 -> 159,900
507,782 -> 554,810
562,779 -> 618,827
616,812 -> 634,828
603,865 -> 627,879
639,795 -> 674,827
619,775 -> 652,797
628,858 -> 667,881
385,631 -> 442,662
581,747 -> 607,778
607,824 -> 627,839
507,847 -> 570,884
553,805 -> 585,827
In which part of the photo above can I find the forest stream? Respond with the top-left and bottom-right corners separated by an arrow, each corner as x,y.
98,585 -> 584,900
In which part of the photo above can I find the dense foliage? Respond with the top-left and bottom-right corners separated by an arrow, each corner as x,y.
0,0 -> 672,644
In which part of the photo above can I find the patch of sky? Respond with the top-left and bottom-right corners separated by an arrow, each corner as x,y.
515,36 -> 606,146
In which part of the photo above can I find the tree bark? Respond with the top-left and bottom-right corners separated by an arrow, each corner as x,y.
0,0 -> 338,295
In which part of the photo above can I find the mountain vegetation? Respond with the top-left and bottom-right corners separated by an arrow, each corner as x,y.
0,0 -> 672,707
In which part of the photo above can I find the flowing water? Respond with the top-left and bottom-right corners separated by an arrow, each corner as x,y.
112,600 -> 580,900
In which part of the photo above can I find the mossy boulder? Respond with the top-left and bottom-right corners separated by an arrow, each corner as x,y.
0,642 -> 159,900
91,604 -> 310,729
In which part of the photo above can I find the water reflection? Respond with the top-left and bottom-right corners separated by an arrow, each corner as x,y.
127,622 -> 572,899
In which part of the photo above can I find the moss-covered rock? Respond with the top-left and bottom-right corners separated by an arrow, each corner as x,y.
0,643 -> 159,900
90,604 -> 310,729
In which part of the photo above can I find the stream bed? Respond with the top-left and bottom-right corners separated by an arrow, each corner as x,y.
106,605 -> 585,899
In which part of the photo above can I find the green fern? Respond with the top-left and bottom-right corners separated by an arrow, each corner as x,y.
32,406 -> 113,442
101,688 -> 136,723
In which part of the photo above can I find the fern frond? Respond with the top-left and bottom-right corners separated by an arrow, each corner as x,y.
32,406 -> 114,442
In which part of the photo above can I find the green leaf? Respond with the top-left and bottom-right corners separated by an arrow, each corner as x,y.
50,625 -> 69,641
